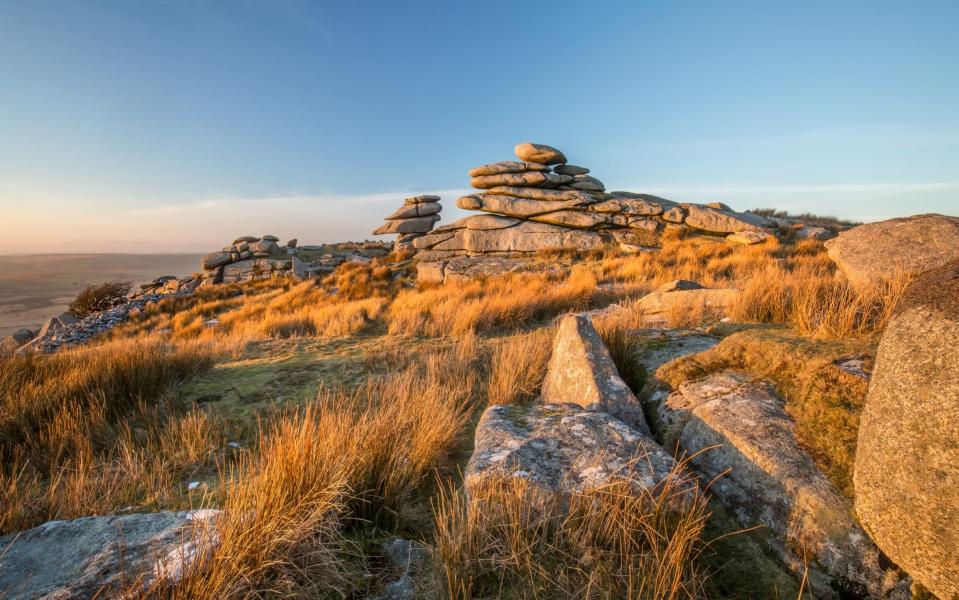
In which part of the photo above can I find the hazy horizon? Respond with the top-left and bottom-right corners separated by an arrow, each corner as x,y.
2,1 -> 958,253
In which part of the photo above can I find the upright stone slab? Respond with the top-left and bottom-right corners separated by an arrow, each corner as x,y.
541,314 -> 649,434
854,259 -> 959,599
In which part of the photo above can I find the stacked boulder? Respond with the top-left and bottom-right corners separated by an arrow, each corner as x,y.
372,195 -> 442,250
199,235 -> 293,285
412,142 -> 771,262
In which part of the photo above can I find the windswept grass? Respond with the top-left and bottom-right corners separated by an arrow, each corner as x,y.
156,337 -> 485,599
0,340 -> 217,534
486,328 -> 554,405
432,465 -> 710,599
388,267 -> 598,337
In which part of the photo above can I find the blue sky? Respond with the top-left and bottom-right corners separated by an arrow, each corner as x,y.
1,0 -> 957,253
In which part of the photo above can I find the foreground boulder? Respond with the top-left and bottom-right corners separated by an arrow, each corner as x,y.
0,510 -> 221,599
465,403 -> 688,502
634,283 -> 739,327
854,259 -> 959,600
0,328 -> 34,355
825,213 -> 959,286
541,314 -> 649,433
649,371 -> 903,598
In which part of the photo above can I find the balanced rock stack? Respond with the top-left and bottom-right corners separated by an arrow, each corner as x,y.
411,142 -> 771,262
372,195 -> 442,249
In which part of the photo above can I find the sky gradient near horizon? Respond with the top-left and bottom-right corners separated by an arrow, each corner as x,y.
2,0 -> 958,253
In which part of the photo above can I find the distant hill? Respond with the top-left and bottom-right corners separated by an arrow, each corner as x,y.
0,253 -> 201,336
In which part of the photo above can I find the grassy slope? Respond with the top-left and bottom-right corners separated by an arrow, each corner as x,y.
2,235 -> 913,598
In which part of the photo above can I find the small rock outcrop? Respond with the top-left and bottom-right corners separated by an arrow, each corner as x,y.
198,235 -> 293,285
372,195 -> 442,250
825,213 -> 959,286
0,328 -> 36,355
0,510 -> 221,599
411,142 -> 770,265
541,314 -> 648,433
648,371 -> 903,598
854,259 -> 959,600
633,283 -> 739,327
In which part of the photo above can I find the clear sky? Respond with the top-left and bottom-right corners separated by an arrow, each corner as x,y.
1,0 -> 957,253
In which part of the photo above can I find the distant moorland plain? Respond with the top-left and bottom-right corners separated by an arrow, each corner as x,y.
0,254 -> 201,336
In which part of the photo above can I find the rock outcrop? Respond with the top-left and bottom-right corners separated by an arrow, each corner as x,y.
854,259 -> 959,600
541,314 -> 649,434
648,371 -> 904,598
0,510 -> 221,599
372,195 -> 442,250
633,283 -> 739,327
465,312 -> 695,519
0,328 -> 36,355
412,142 -> 770,267
198,235 -> 294,285
825,213 -> 959,286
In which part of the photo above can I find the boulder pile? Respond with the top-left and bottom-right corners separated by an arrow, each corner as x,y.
411,142 -> 771,262
198,234 -> 293,285
372,195 -> 442,250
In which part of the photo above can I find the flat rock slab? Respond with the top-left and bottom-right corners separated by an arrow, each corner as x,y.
466,403 -> 686,501
373,214 -> 440,235
514,142 -> 567,165
385,201 -> 442,220
542,314 -> 650,434
684,205 -> 769,233
634,287 -> 739,326
415,256 -> 562,284
651,371 -> 901,598
0,510 -> 221,600
854,259 -> 959,599
456,194 -> 587,218
825,213 -> 959,286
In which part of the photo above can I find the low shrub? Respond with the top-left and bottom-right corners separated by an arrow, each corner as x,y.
69,280 -> 132,317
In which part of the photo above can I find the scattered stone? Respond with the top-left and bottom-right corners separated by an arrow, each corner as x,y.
0,510 -> 221,599
825,213 -> 959,286
794,226 -> 835,241
654,279 -> 705,293
854,259 -> 959,600
1,328 -> 35,355
541,314 -> 649,434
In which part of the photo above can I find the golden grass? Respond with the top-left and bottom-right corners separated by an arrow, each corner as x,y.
388,266 -> 597,337
486,328 -> 554,405
432,464 -> 710,599
157,338 -> 484,598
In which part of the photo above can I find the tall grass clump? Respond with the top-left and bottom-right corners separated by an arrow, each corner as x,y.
432,467 -> 710,599
160,338 -> 484,598
0,340 -> 217,534
486,327 -> 554,405
389,267 -> 596,336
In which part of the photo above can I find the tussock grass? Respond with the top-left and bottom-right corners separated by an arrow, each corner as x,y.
388,267 -> 597,336
158,337 -> 484,598
486,328 -> 554,405
0,340 -> 218,533
432,466 -> 710,599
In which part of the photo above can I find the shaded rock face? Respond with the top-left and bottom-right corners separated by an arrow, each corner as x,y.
648,371 -> 902,598
414,143 -> 771,269
465,403 -> 685,501
854,260 -> 959,600
825,213 -> 959,286
541,314 -> 649,434
0,510 -> 221,599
